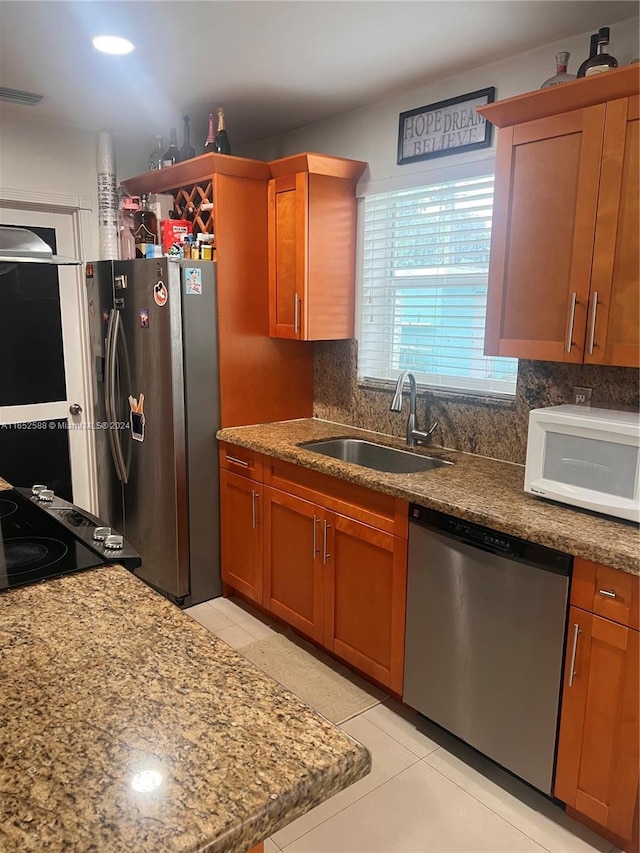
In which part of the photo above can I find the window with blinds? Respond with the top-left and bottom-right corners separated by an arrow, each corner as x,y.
358,174 -> 517,395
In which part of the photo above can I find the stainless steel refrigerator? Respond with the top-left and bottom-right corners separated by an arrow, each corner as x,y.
86,258 -> 220,606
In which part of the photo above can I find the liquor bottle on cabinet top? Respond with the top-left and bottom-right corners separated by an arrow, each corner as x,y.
213,106 -> 231,155
178,116 -> 196,162
204,113 -> 216,153
541,52 -> 576,88
133,194 -> 158,258
577,33 -> 599,78
162,128 -> 179,167
148,135 -> 164,170
583,27 -> 618,76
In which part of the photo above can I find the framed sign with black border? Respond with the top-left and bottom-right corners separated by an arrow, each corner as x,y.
397,86 -> 496,166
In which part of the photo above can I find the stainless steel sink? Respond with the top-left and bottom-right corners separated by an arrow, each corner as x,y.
299,438 -> 454,474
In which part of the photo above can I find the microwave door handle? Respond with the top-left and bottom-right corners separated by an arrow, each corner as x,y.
566,292 -> 577,354
105,310 -> 129,484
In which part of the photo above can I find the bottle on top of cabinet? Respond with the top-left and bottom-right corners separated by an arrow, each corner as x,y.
577,33 -> 599,78
203,112 -> 216,153
148,135 -> 164,171
119,196 -> 139,260
162,128 -> 179,167
178,116 -> 196,162
541,52 -> 576,88
133,194 -> 158,258
213,107 -> 231,155
582,27 -> 618,76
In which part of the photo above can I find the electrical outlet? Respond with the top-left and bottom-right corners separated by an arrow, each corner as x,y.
573,386 -> 592,406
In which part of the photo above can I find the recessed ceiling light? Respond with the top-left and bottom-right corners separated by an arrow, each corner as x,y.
92,35 -> 134,55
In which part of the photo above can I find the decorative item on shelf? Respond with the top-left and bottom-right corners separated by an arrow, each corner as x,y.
397,87 -> 495,166
577,34 -> 599,78
213,106 -> 231,155
582,27 -> 618,76
203,112 -> 216,153
541,52 -> 576,88
178,116 -> 196,162
133,193 -> 158,258
162,128 -> 179,167
148,134 -> 164,170
118,195 -> 139,260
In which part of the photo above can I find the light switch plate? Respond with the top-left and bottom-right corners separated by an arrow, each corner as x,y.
573,386 -> 592,406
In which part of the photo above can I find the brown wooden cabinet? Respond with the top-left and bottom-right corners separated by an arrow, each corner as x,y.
555,558 -> 639,846
479,66 -> 639,367
268,153 -> 367,341
219,444 -> 264,604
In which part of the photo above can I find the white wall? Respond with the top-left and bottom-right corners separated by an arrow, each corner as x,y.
240,17 -> 640,187
0,107 -> 155,259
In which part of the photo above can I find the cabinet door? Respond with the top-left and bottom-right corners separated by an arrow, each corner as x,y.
323,513 -> 407,694
220,470 -> 263,603
586,95 -> 639,367
555,607 -> 639,841
485,105 -> 606,361
263,487 -> 324,642
268,173 -> 307,339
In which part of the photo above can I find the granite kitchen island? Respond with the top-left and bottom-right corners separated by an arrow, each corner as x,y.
0,564 -> 370,852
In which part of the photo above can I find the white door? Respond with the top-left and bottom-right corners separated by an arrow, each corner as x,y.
0,206 -> 95,510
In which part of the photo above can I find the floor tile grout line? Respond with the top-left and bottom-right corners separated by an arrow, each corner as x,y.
275,759 -> 424,850
420,756 -> 589,853
361,714 -> 443,760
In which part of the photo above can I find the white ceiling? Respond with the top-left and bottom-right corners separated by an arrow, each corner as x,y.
0,0 -> 638,149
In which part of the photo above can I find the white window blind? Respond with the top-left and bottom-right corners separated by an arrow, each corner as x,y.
358,174 -> 517,396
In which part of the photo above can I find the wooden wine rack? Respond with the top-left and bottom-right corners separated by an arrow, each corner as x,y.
173,182 -> 214,235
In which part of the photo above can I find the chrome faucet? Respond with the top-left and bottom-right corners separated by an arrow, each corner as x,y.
390,371 -> 438,449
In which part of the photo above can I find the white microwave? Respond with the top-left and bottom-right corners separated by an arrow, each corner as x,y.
524,405 -> 640,523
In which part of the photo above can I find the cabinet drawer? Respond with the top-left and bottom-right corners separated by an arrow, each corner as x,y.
572,558 -> 639,630
263,456 -> 408,538
219,442 -> 263,481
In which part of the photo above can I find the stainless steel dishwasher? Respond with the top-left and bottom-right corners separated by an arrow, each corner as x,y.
403,504 -> 571,795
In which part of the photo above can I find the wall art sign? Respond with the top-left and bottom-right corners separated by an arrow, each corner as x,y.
397,87 -> 495,165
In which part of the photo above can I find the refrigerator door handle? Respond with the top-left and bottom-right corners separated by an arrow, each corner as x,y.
105,309 -> 129,484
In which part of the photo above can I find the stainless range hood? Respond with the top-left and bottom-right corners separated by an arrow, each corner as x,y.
0,226 -> 81,270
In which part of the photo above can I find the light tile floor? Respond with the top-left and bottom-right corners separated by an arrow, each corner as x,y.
185,597 -> 618,853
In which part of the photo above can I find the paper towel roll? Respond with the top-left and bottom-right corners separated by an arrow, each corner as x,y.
97,132 -> 119,260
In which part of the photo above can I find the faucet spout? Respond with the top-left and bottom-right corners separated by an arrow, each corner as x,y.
390,371 -> 418,447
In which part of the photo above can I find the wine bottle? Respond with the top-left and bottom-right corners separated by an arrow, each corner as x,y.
178,116 -> 196,162
583,28 -> 618,76
577,33 -> 599,78
162,128 -> 179,167
213,106 -> 231,155
204,113 -> 216,153
541,52 -> 576,88
148,135 -> 164,171
133,194 -> 158,258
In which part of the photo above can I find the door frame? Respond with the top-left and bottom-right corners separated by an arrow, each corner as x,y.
0,184 -> 98,513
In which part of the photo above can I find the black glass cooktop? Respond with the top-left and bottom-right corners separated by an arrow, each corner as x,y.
0,489 -> 110,591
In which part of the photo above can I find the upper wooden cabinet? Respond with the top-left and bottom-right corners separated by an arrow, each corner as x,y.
267,153 -> 367,341
478,66 -> 639,367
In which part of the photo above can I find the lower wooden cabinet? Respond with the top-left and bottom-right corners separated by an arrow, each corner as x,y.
219,469 -> 263,604
555,563 -> 639,845
263,485 -> 408,693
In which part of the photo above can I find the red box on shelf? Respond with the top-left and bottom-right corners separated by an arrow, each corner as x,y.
160,219 -> 192,254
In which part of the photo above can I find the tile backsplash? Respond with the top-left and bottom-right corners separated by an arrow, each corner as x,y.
313,339 -> 640,465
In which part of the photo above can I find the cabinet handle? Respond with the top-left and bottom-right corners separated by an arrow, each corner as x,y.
566,292 -> 577,354
588,291 -> 599,356
251,490 -> 258,529
312,514 -> 320,558
598,588 -> 617,599
322,520 -> 331,565
226,454 -> 250,468
294,293 -> 301,335
568,623 -> 581,687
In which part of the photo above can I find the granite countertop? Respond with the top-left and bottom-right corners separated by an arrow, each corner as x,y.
0,565 -> 370,853
217,418 -> 639,576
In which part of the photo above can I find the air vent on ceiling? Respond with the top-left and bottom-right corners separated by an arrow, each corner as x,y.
0,87 -> 44,106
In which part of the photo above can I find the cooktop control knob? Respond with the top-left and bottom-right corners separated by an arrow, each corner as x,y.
31,484 -> 47,496
93,526 -> 111,541
37,489 -> 54,502
104,534 -> 123,550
